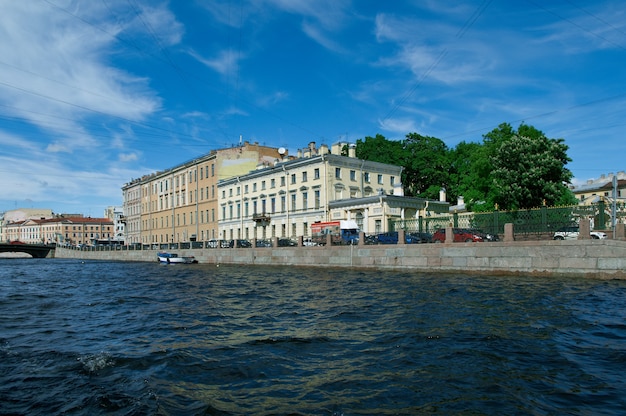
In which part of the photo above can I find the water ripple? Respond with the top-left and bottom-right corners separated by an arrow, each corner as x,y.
2,258 -> 626,414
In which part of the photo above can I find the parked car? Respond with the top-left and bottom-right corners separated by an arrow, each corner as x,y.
376,232 -> 400,244
229,239 -> 252,248
553,226 -> 607,240
431,228 -> 484,243
302,238 -> 318,247
255,239 -> 273,247
278,238 -> 297,247
364,234 -> 379,245
369,231 -> 433,244
406,232 -> 433,244
468,229 -> 499,242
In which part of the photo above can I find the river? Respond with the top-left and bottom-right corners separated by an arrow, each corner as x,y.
1,258 -> 626,415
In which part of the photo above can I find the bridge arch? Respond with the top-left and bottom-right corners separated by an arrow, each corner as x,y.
0,244 -> 53,258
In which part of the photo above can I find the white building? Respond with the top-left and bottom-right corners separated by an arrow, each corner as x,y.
218,142 -> 448,240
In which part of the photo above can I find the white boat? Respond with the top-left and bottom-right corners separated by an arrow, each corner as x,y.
157,252 -> 197,264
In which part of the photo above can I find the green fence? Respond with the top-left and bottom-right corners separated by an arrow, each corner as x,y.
393,200 -> 626,238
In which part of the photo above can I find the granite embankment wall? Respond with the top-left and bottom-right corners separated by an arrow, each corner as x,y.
55,239 -> 626,279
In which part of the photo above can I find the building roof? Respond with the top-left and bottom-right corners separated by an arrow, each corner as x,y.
570,171 -> 626,193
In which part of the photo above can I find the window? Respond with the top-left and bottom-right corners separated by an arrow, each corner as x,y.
390,176 -> 395,186
302,171 -> 308,182
335,168 -> 341,179
291,173 -> 296,184
314,190 -> 320,209
281,176 -> 286,186
253,183 -> 257,192
261,181 -> 266,190
378,174 -> 383,184
291,194 -> 297,211
271,178 -> 275,188
302,192 -> 308,209
314,168 -> 320,179
350,170 -> 356,181
364,172 -> 370,183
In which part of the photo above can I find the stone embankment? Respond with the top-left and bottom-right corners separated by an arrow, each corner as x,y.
55,238 -> 626,279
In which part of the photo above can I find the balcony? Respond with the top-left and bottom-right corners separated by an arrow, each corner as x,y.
252,213 -> 271,224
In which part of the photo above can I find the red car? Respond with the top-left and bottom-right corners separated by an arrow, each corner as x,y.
431,228 -> 484,243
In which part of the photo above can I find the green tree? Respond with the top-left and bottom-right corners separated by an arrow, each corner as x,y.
402,133 -> 449,198
447,141 -> 493,211
355,134 -> 405,166
490,130 -> 576,209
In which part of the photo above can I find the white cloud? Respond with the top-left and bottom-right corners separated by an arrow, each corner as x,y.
189,49 -> 241,76
378,117 -> 418,135
119,152 -> 139,162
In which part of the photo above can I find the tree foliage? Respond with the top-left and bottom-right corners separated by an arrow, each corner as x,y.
354,122 -> 576,211
491,134 -> 575,209
402,133 -> 449,199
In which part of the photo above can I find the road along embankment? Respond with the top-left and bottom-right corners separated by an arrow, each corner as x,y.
55,239 -> 626,279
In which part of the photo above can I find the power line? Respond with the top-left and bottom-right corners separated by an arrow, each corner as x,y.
380,0 -> 492,126
526,0 -> 626,51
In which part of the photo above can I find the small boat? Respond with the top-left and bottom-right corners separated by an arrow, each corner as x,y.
157,252 -> 197,264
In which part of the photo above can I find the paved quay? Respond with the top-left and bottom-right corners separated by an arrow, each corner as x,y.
55,238 -> 626,279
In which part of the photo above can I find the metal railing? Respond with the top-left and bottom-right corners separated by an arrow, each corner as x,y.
393,200 -> 626,240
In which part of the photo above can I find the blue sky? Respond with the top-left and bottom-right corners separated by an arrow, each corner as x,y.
1,1 -> 625,216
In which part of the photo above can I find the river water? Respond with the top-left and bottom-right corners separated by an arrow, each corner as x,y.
1,258 -> 626,415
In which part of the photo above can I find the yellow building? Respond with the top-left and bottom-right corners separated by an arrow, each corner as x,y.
122,141 -> 283,246
570,171 -> 626,205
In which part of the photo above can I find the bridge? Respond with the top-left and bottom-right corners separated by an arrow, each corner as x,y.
0,243 -> 54,258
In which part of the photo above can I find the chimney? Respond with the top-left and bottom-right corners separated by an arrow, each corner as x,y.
439,188 -> 447,202
393,183 -> 404,196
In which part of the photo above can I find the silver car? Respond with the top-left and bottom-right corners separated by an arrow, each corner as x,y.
553,226 -> 607,240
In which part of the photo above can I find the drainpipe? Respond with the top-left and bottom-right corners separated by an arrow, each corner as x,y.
238,176 -> 243,239
283,164 -> 289,236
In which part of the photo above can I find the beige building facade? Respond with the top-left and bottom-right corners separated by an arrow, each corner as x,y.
218,142 -> 448,240
570,171 -> 626,205
122,141 -> 284,246
4,216 -> 114,245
